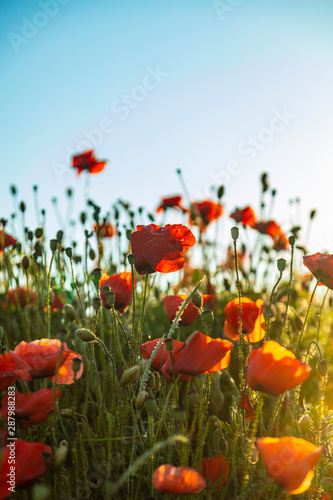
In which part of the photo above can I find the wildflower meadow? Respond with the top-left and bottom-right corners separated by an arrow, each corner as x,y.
0,156 -> 332,500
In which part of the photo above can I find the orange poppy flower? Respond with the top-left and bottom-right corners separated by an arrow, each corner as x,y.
0,353 -> 32,391
6,287 -> 38,308
0,231 -> 17,252
153,464 -> 206,494
303,253 -> 333,289
0,439 -> 52,497
256,437 -> 322,495
201,455 -> 230,490
72,149 -> 106,175
99,272 -> 134,313
238,391 -> 255,419
44,290 -> 64,312
139,338 -> 184,371
163,294 -> 211,325
161,331 -> 233,382
253,221 -> 288,250
223,298 -> 265,343
1,388 -> 61,429
156,195 -> 188,213
247,340 -> 311,395
190,200 -> 223,232
13,339 -> 83,385
130,224 -> 196,275
93,222 -> 115,238
230,206 -> 256,227
273,235 -> 289,251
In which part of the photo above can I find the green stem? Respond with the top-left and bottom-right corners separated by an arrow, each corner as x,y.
316,288 -> 329,342
295,281 -> 318,356
266,271 -> 283,340
278,242 -> 294,343
233,239 -> 244,388
47,251 -> 55,338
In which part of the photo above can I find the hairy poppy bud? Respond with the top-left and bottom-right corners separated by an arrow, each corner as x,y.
202,310 -> 214,325
50,239 -> 58,252
128,253 -> 135,266
21,255 -> 30,270
105,290 -> 115,307
231,226 -> 239,241
54,440 -> 68,469
165,338 -> 174,352
136,391 -> 148,408
277,258 -> 286,272
92,267 -> 102,282
317,358 -> 328,377
191,291 -> 203,309
64,303 -> 76,322
65,247 -> 72,258
92,297 -> 101,312
76,328 -> 96,342
35,227 -> 43,239
120,366 -> 140,387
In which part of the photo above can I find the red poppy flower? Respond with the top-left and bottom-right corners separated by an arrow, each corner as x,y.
163,294 -> 211,325
303,253 -> 333,289
93,222 -> 115,238
273,235 -> 289,251
130,224 -> 196,275
161,331 -> 233,382
256,437 -> 322,494
139,338 -> 184,371
190,201 -> 223,232
0,353 -> 32,392
153,464 -> 206,494
72,149 -> 106,176
247,340 -> 311,396
253,221 -> 288,250
44,290 -> 64,312
224,298 -> 265,343
13,339 -> 83,385
0,231 -> 17,252
6,287 -> 38,308
230,206 -> 256,227
99,272 -> 134,313
238,391 -> 255,419
156,195 -> 188,213
1,388 -> 61,429
0,439 -> 52,497
201,455 -> 230,490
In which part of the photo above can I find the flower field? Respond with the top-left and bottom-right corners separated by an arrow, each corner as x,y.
0,160 -> 332,499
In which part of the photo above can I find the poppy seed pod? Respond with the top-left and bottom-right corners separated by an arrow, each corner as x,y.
92,297 -> 101,312
105,291 -> 115,307
127,253 -> 135,266
231,226 -> 239,241
165,338 -> 174,352
202,310 -> 214,325
21,255 -> 30,270
65,247 -> 72,258
289,235 -> 296,246
92,268 -> 102,282
19,201 -> 26,212
191,291 -> 203,309
277,258 -> 286,272
56,230 -> 64,243
50,239 -> 58,252
64,303 -> 76,322
35,227 -> 43,239
217,185 -> 225,199
119,366 -> 140,387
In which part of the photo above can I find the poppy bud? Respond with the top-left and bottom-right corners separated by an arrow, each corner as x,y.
174,407 -> 187,423
65,247 -> 72,258
277,258 -> 286,272
144,397 -> 157,414
317,358 -> 328,377
64,303 -> 76,322
191,291 -> 203,309
202,310 -> 214,325
67,188 -> 73,197
272,189 -> 277,197
298,414 -> 311,433
54,440 -> 69,469
231,226 -> 239,241
224,278 -> 231,291
10,185 -> 17,195
165,338 -> 174,352
148,213 -> 155,222
126,229 -> 132,241
289,235 -> 295,246
72,357 -> 82,373
105,290 -> 115,307
217,185 -> 225,199
139,359 -> 149,373
92,297 -> 101,312
80,212 -> 86,225
128,254 -> 135,266
50,239 -> 58,252
59,409 -> 77,420
21,255 -> 30,270
27,230 -> 33,241
92,267 -> 102,282
19,201 -> 26,212
194,374 -> 205,390
136,391 -> 149,408
310,209 -> 316,220
56,230 -> 64,243
32,484 -> 50,500
119,366 -> 140,387
35,227 -> 43,239
76,328 -> 96,342
187,390 -> 200,409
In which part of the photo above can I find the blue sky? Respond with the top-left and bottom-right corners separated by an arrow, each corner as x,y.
1,0 -> 333,256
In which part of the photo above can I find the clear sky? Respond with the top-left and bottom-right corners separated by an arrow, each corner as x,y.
1,0 -> 333,256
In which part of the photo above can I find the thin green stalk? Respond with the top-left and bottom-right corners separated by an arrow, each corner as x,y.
316,288 -> 329,342
233,238 -> 244,388
266,270 -> 283,340
137,271 -> 149,351
295,281 -> 318,356
278,241 -> 294,343
267,393 -> 285,435
46,251 -> 55,338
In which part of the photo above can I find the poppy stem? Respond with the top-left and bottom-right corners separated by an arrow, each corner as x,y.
233,237 -> 244,388
267,392 -> 285,435
130,260 -> 136,362
277,240 -> 294,343
46,251 -> 55,338
68,255 -> 86,325
137,271 -> 149,353
295,280 -> 318,356
266,270 -> 283,340
316,288 -> 329,343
